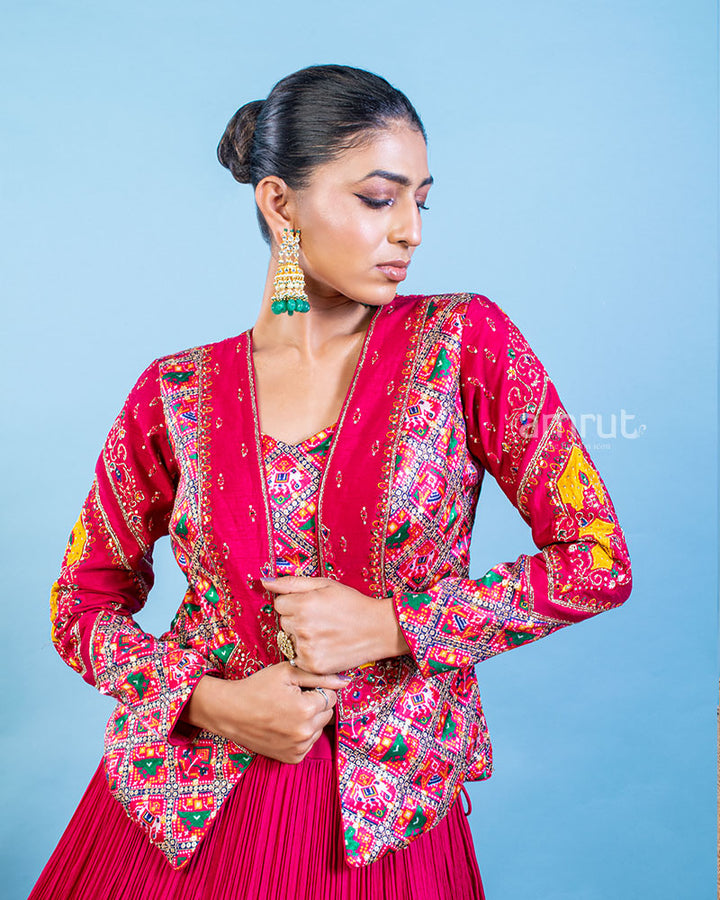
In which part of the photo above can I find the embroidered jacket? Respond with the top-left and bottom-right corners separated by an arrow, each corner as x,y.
50,293 -> 632,868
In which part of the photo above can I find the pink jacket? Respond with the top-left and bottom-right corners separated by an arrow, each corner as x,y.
50,292 -> 632,868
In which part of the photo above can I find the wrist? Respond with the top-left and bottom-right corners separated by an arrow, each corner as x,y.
182,675 -> 234,734
375,596 -> 410,659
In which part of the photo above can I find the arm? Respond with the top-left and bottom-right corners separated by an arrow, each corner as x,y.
393,294 -> 633,678
49,360 -> 218,742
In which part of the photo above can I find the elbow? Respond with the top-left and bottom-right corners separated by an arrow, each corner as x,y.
597,535 -> 632,611
613,551 -> 633,607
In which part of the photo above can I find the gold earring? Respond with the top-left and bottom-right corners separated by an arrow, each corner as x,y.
270,228 -> 310,316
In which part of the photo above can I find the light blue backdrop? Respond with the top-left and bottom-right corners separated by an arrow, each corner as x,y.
2,1 -> 717,898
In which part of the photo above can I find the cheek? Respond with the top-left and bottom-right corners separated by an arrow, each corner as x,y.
303,208 -> 378,274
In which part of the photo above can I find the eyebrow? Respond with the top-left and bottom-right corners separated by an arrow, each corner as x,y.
359,169 -> 434,188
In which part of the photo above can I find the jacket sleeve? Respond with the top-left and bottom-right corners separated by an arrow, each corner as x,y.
393,294 -> 633,678
49,360 -> 218,742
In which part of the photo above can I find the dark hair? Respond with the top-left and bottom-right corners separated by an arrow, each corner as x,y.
217,64 -> 426,243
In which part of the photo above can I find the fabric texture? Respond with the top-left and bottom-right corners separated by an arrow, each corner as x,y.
31,424 -> 484,899
29,734 -> 483,900
46,292 -> 633,869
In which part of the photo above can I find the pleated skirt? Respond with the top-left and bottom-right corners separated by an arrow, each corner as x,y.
29,724 -> 484,900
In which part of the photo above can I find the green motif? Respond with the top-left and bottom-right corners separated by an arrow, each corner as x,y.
427,299 -> 439,318
127,671 -> 150,699
260,603 -> 274,615
212,643 -> 235,664
381,732 -> 409,762
175,513 -> 189,538
228,751 -> 253,771
443,499 -> 458,532
177,809 -> 213,829
204,586 -> 219,606
429,347 -> 451,381
113,712 -> 129,734
132,757 -> 164,778
184,600 -> 202,615
505,630 -> 536,647
440,709 -> 457,742
386,521 -> 411,548
478,569 -> 503,588
428,658 -> 455,674
344,826 -> 361,856
448,425 -> 459,456
507,347 -> 517,359
308,436 -> 332,455
299,514 -> 316,532
399,591 -> 432,611
162,370 -> 193,384
403,806 -> 428,837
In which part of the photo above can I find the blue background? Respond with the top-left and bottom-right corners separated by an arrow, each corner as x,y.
2,1 -> 717,897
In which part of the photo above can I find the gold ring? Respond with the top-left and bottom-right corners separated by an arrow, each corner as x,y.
277,629 -> 297,662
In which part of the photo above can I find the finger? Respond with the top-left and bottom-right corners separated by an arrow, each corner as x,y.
306,705 -> 335,736
261,575 -> 331,593
273,594 -> 300,617
295,725 -> 327,759
288,666 -> 351,691
277,614 -> 293,637
305,686 -> 338,714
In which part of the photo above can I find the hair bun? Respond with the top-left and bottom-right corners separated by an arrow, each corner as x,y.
217,99 -> 264,184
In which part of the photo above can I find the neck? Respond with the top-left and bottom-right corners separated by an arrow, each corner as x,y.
252,257 -> 377,356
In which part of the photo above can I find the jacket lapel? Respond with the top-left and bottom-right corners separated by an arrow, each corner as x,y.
318,295 -> 430,599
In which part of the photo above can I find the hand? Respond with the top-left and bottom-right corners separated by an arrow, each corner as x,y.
261,575 -> 410,675
182,664 -> 349,764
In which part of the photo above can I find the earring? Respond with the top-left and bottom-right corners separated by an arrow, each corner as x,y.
270,228 -> 310,316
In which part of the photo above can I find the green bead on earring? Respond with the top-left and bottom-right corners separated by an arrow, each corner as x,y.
270,228 -> 310,316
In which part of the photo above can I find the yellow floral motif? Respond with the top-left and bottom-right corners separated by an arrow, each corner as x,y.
557,445 -> 606,511
49,580 -> 61,643
50,515 -> 88,645
65,515 -> 88,569
579,519 -> 616,570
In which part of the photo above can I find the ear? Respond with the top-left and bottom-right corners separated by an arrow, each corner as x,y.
255,176 -> 300,250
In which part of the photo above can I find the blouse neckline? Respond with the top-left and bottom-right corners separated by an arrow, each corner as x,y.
260,421 -> 338,449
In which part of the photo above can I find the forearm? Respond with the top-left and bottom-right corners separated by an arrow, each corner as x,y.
181,674 -> 240,736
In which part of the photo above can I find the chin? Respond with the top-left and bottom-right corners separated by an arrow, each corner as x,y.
354,283 -> 400,308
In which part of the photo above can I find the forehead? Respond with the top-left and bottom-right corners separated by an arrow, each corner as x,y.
314,125 -> 431,185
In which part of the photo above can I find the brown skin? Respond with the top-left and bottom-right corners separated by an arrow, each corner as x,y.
183,124 -> 430,762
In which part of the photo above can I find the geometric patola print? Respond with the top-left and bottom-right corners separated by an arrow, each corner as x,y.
49,293 -> 632,870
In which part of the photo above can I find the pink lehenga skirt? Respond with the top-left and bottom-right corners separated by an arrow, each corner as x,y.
29,723 -> 484,900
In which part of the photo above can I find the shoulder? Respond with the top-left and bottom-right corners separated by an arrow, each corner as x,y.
394,291 -> 508,321
118,333 -> 247,412
393,291 -> 516,342
155,331 -> 248,369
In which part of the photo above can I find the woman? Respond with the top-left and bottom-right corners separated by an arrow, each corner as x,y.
31,64 -> 632,899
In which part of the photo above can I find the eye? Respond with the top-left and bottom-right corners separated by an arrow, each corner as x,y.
355,194 -> 394,209
417,202 -> 430,211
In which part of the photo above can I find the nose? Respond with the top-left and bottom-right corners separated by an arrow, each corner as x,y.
388,196 -> 422,249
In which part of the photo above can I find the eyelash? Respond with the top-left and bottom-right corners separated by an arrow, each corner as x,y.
356,195 -> 430,211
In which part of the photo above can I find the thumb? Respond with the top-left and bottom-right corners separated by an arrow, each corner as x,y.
261,575 -> 329,593
288,666 -> 352,691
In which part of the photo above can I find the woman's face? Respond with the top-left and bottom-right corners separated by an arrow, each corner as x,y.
288,124 -> 432,308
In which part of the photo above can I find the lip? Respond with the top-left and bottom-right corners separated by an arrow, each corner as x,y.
376,259 -> 410,282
